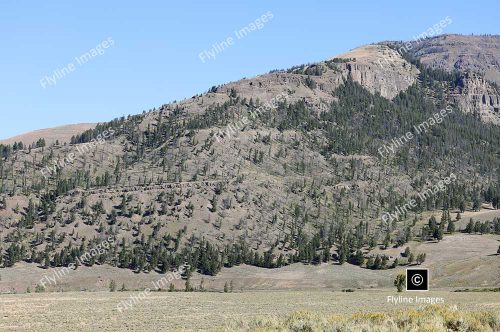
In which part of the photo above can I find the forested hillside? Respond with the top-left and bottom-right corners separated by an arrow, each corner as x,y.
0,37 -> 499,282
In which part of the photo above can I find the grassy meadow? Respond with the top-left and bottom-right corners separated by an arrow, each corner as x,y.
0,290 -> 499,331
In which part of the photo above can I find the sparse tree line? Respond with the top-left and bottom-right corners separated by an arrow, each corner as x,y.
0,217 -> 427,274
464,217 -> 500,235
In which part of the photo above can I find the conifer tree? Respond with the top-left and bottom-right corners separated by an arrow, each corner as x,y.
447,219 -> 455,233
394,274 -> 406,292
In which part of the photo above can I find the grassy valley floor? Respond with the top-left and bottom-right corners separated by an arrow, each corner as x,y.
0,290 -> 499,331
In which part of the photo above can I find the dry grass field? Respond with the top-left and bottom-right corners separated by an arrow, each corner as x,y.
1,217 -> 497,331
0,290 -> 499,331
224,305 -> 500,331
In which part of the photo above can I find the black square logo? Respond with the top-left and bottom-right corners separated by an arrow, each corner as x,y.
406,268 -> 429,291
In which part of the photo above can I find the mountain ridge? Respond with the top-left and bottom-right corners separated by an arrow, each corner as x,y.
4,33 -> 500,144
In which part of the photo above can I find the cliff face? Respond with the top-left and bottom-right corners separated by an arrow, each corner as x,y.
334,44 -> 419,99
395,34 -> 500,125
179,44 -> 420,122
451,72 -> 500,124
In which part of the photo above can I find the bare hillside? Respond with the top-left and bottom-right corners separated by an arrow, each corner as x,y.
411,34 -> 500,84
0,123 -> 96,146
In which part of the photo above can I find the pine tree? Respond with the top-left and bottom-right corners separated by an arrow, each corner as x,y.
394,274 -> 406,292
383,233 -> 391,249
435,227 -> 443,241
416,253 -> 426,265
109,280 -> 116,292
458,201 -> 465,213
472,196 -> 481,211
0,196 -> 6,210
440,210 -> 448,230
43,252 -> 50,269
408,253 -> 415,265
185,278 -> 192,292
447,220 -> 455,233
352,249 -> 365,266
338,241 -> 348,264
465,219 -> 474,233
366,256 -> 375,269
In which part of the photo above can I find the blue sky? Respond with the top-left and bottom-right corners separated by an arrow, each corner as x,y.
0,0 -> 497,139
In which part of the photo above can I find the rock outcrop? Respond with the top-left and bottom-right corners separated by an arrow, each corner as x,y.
334,44 -> 419,99
451,72 -> 500,124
